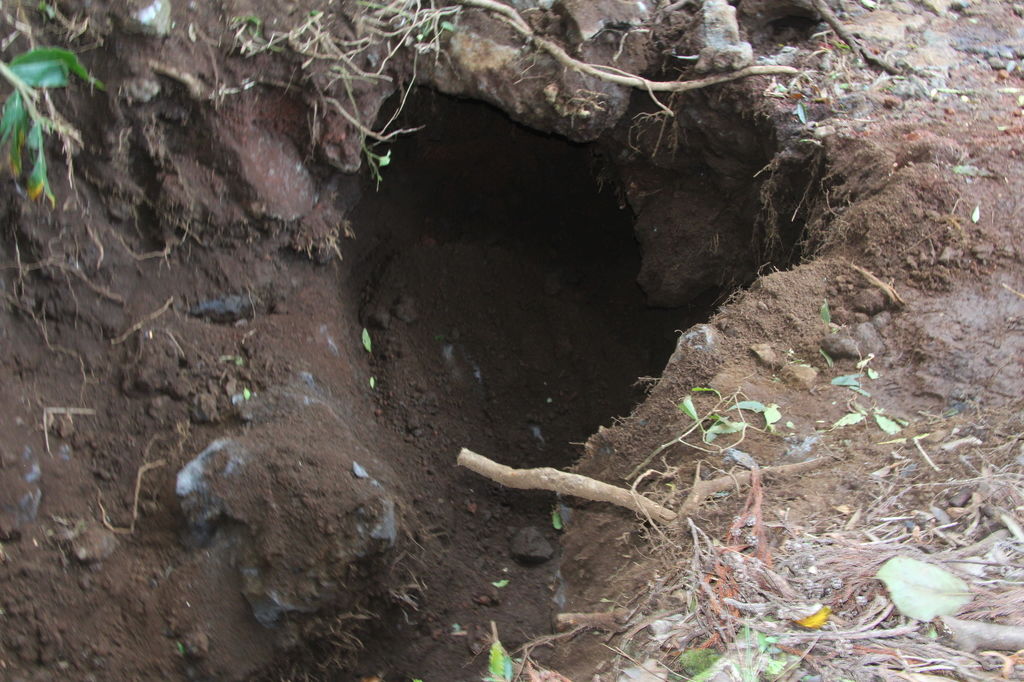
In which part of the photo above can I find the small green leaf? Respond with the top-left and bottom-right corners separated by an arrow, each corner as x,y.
491,579 -> 509,588
440,20 -> 456,31
176,641 -> 185,656
678,396 -> 698,421
876,556 -> 972,621
242,387 -> 252,400
692,386 -> 721,398
866,367 -> 879,380
820,300 -> 831,324
377,149 -> 391,168
704,418 -> 746,443
763,404 -> 782,427
952,164 -> 994,178
873,413 -> 902,435
832,412 -> 865,429
551,508 -> 563,530
831,374 -> 862,387
819,348 -> 834,368
369,376 -> 376,389
732,400 -> 766,413
361,327 -> 372,353
488,638 -> 514,682
794,101 -> 807,124
971,205 -> 980,223
26,123 -> 54,206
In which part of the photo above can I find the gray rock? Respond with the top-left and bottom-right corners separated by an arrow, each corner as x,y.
851,322 -> 886,355
723,448 -> 758,469
124,0 -> 173,36
176,438 -> 249,546
696,0 -> 753,74
820,323 -> 885,359
559,0 -> 650,42
511,526 -> 554,564
678,324 -> 717,354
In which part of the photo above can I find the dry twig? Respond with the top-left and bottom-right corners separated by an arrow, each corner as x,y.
110,296 -> 174,345
850,262 -> 905,306
809,0 -> 900,75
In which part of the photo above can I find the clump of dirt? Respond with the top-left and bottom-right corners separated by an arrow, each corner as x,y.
2,0 -> 1023,680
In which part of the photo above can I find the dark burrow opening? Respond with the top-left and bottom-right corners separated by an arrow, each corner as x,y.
327,91 -> 805,679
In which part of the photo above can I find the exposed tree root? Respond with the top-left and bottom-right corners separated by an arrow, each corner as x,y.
452,0 -> 799,108
458,448 -> 830,525
458,448 -> 677,523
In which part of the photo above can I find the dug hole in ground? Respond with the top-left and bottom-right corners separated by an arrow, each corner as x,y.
0,0 -> 1022,680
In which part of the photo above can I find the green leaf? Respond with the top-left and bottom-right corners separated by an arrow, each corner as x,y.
369,376 -> 376,389
27,134 -> 54,206
242,387 -> 252,400
11,47 -> 103,88
831,374 -> 862,387
361,327 -> 372,353
692,386 -> 721,398
704,417 -> 746,443
832,412 -> 865,429
794,101 -> 807,124
678,396 -> 698,421
820,300 -> 831,324
876,556 -> 972,621
971,205 -> 980,223
377,149 -> 391,168
551,508 -> 563,531
873,413 -> 902,435
488,638 -> 513,682
763,404 -> 782,427
1,91 -> 28,175
952,164 -> 994,178
820,348 -> 834,368
866,367 -> 879,380
491,579 -> 509,588
732,400 -> 766,413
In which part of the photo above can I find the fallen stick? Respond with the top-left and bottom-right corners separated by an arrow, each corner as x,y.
809,0 -> 900,75
457,448 -> 677,523
937,616 -> 1024,653
555,610 -> 629,631
849,262 -> 906,306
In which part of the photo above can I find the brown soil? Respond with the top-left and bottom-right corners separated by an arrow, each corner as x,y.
1,0 -> 1022,681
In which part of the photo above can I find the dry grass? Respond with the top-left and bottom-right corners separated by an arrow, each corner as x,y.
599,408 -> 1024,680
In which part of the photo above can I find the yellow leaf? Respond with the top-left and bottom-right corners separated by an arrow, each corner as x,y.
793,605 -> 831,629
27,178 -> 43,200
